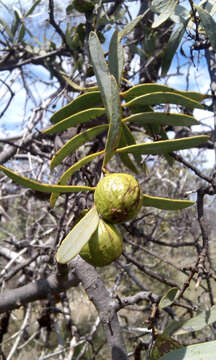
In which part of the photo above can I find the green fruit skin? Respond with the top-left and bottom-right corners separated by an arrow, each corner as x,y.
94,173 -> 142,224
80,219 -> 123,267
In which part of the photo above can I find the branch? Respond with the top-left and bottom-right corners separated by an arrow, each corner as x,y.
72,256 -> 128,360
0,268 -> 79,313
48,0 -> 69,50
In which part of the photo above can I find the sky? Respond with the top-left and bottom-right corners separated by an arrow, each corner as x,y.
0,0 -> 215,168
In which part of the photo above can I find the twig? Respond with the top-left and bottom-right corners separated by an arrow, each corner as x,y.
48,0 -> 69,50
6,304 -> 31,360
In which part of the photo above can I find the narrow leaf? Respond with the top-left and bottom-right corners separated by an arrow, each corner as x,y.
196,6 -> 216,52
0,166 -> 94,193
89,32 -> 112,118
50,91 -> 103,123
103,75 -> 122,167
116,136 -> 209,156
56,207 -> 99,264
152,0 -> 178,28
159,288 -> 179,309
142,194 -> 194,210
121,123 -> 142,167
121,83 -> 208,103
18,24 -> 26,42
122,112 -> 199,127
161,23 -> 186,76
50,151 -> 104,208
50,124 -> 108,170
108,29 -> 124,85
118,124 -> 139,173
60,72 -> 98,92
119,15 -> 144,40
43,108 -> 105,135
160,340 -> 216,360
26,0 -> 41,17
124,92 -> 204,109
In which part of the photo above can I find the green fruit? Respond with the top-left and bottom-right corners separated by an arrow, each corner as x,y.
80,219 -> 123,267
73,0 -> 94,13
94,173 -> 142,224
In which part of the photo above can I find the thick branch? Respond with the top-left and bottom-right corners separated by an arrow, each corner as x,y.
72,256 -> 128,360
0,269 -> 79,313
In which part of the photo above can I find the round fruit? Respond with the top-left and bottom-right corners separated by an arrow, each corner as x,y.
94,173 -> 142,223
80,219 -> 123,267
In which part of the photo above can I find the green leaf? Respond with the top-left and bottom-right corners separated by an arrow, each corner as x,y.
116,136 -> 209,156
11,9 -> 21,36
165,304 -> 216,336
103,76 -> 122,167
150,334 -> 182,360
50,91 -> 103,123
50,124 -> 108,170
50,151 -> 104,208
121,84 -> 208,103
108,29 -> 124,85
196,6 -> 216,52
0,166 -> 94,193
26,0 -> 41,17
124,92 -> 204,110
18,24 -> 26,42
122,112 -> 199,127
43,108 -> 105,135
118,124 -> 139,173
119,15 -> 144,40
152,0 -> 178,28
161,23 -> 186,76
142,194 -> 194,210
160,340 -> 216,360
56,207 -> 99,264
0,17 -> 13,41
60,72 -> 98,92
159,288 -> 179,309
89,32 -> 112,118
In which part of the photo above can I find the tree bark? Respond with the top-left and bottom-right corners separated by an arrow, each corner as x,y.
72,256 -> 128,360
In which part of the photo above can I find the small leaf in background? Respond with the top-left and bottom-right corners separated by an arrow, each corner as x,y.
159,288 -> 179,309
56,207 -> 99,264
119,15 -> 144,40
50,151 -> 104,208
161,23 -> 186,77
116,136 -> 209,156
150,334 -> 183,360
196,6 -> 216,52
151,0 -> 178,28
50,91 -> 102,123
25,0 -> 41,17
166,304 -> 216,336
43,108 -> 105,135
50,124 -> 108,170
124,92 -> 204,110
159,340 -> 216,360
123,112 -> 199,127
89,31 -> 112,119
103,75 -> 122,167
0,166 -> 94,193
108,29 -> 124,85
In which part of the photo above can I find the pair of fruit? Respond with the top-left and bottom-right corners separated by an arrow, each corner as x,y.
80,173 -> 142,267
